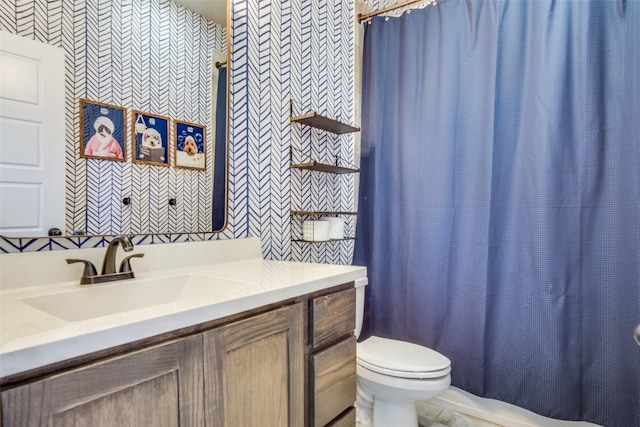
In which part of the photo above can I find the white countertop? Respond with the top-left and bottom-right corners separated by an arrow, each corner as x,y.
0,238 -> 366,378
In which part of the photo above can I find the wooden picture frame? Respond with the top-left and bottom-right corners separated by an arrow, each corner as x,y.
174,120 -> 206,170
132,110 -> 170,167
79,99 -> 127,161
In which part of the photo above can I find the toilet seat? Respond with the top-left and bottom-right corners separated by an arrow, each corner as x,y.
357,336 -> 451,379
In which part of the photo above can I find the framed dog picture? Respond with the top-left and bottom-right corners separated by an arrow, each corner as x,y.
132,111 -> 169,167
80,99 -> 127,161
174,120 -> 206,170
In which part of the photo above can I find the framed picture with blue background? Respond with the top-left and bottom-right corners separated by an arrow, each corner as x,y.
174,120 -> 206,170
79,99 -> 127,161
132,110 -> 169,167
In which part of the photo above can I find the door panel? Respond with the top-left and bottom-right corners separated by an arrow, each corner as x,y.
204,304 -> 305,427
1,336 -> 203,427
0,31 -> 65,237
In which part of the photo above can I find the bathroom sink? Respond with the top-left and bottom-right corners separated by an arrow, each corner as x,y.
23,274 -> 259,322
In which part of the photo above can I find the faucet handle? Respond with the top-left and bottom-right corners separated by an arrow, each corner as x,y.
66,259 -> 98,277
119,253 -> 144,273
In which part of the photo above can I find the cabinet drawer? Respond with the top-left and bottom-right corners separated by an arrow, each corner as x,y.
326,407 -> 356,427
311,336 -> 356,427
311,288 -> 355,349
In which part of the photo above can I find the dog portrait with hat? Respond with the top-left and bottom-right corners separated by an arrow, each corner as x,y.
80,99 -> 127,161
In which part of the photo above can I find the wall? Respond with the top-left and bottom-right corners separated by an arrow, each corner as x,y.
230,0 -> 357,264
0,0 -> 357,266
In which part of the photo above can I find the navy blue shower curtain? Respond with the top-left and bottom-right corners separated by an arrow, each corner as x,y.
354,1 -> 640,426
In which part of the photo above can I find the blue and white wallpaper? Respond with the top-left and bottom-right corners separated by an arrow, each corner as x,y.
230,0 -> 356,264
1,0 -> 359,266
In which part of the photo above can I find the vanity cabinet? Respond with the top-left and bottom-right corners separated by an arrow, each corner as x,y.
1,335 -> 203,426
0,284 -> 355,427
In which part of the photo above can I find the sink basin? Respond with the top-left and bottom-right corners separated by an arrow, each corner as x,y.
23,274 -> 259,322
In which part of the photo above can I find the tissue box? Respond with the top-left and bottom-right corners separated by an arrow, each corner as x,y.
303,220 -> 330,241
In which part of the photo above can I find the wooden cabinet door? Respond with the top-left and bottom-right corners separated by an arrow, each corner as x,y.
204,304 -> 304,427
1,335 -> 203,427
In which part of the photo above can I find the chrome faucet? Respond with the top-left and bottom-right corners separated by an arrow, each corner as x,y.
67,236 -> 144,285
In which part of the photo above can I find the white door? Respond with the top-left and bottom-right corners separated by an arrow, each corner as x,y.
0,31 -> 65,237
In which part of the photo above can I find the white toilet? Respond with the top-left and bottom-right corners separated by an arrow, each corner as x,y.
354,278 -> 451,427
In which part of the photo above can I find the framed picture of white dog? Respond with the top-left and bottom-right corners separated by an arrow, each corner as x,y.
174,120 -> 206,170
132,110 -> 169,167
79,99 -> 127,161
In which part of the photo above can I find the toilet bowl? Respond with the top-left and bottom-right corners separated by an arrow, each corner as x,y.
356,336 -> 451,427
354,279 -> 451,427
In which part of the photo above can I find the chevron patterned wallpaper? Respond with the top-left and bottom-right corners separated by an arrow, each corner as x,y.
1,0 -> 358,266
230,0 -> 357,264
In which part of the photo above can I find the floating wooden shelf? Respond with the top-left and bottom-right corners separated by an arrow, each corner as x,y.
292,237 -> 356,243
289,102 -> 360,244
291,211 -> 357,216
290,161 -> 359,174
290,112 -> 360,135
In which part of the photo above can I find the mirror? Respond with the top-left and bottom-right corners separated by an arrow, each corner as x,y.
0,0 -> 229,238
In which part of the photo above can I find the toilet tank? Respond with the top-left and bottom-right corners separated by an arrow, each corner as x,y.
354,277 -> 368,339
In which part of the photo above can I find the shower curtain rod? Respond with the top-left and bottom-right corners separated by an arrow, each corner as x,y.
358,0 -> 427,23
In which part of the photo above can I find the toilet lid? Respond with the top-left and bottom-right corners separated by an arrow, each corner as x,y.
357,336 -> 451,379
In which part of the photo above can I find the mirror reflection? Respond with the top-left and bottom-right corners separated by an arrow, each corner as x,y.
0,0 -> 229,238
